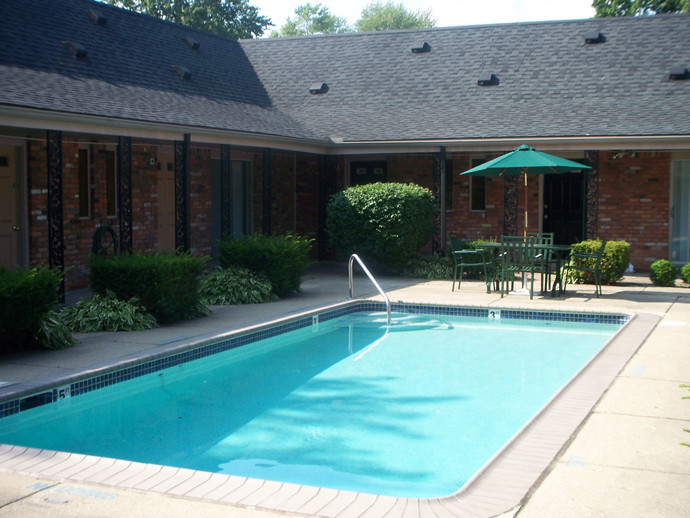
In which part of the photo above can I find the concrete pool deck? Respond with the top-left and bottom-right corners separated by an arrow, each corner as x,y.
0,264 -> 689,517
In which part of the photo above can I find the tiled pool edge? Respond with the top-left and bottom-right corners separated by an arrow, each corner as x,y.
0,303 -> 653,518
0,302 -> 629,418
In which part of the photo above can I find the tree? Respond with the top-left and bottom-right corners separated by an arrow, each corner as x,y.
592,0 -> 690,17
273,3 -> 351,37
106,0 -> 272,39
355,1 -> 436,32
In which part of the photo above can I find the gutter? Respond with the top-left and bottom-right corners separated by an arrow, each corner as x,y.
2,105 -> 689,155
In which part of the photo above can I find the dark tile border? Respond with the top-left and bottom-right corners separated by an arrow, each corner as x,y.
0,303 -> 628,419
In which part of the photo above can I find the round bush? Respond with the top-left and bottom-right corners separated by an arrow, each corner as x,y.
567,239 -> 630,285
326,182 -> 436,273
649,259 -> 677,287
681,263 -> 690,285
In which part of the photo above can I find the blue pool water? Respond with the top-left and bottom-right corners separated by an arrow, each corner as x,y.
0,311 -> 621,498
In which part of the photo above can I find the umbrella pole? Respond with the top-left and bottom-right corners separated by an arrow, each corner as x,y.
523,170 -> 528,237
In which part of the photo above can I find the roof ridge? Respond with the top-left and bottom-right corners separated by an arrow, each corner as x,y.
240,11 -> 690,43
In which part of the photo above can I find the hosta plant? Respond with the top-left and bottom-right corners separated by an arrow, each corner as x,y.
199,266 -> 275,305
60,290 -> 158,332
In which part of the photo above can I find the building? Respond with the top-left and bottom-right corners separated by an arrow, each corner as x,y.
1,0 -> 689,290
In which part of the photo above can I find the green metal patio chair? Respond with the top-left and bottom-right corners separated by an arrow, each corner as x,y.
562,238 -> 607,297
499,235 -> 538,299
449,233 -> 494,293
527,231 -> 554,293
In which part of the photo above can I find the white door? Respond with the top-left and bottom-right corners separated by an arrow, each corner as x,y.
0,146 -> 19,268
670,160 -> 690,263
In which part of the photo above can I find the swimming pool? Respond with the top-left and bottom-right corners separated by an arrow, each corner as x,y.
0,303 -> 626,500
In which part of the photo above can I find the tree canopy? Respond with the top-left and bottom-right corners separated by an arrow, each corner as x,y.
592,0 -> 690,17
106,0 -> 272,39
355,1 -> 436,32
272,1 -> 437,37
272,3 -> 350,37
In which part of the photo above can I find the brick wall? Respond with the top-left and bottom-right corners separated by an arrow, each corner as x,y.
448,155 -> 505,241
598,151 -> 671,272
23,136 -> 675,289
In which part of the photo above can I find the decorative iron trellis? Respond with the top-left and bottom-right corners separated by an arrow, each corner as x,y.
584,150 -> 600,240
117,136 -> 133,253
318,155 -> 339,259
174,136 -> 190,252
503,176 -> 519,236
47,130 -> 65,300
262,148 -> 272,235
220,144 -> 232,238
431,153 -> 442,253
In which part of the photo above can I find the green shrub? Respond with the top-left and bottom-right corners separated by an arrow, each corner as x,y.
451,238 -> 497,279
217,234 -> 313,298
326,182 -> 436,273
649,259 -> 677,287
36,310 -> 76,350
568,239 -> 630,285
0,267 -> 61,353
681,263 -> 690,285
403,254 -> 453,279
60,290 -> 158,332
199,266 -> 275,305
90,252 -> 209,324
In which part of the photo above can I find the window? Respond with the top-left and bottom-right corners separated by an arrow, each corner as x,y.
78,147 -> 91,218
105,150 -> 117,217
470,158 -> 486,211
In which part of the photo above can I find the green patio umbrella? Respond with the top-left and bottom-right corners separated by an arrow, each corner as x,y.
460,144 -> 591,235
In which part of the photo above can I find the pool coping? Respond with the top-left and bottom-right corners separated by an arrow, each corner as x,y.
0,302 -> 659,518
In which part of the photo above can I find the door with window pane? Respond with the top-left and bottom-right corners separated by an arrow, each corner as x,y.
670,160 -> 690,263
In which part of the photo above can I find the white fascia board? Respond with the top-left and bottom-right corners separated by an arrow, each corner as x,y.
0,106 -> 328,153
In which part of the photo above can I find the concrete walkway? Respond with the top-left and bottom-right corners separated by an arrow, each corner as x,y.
0,266 -> 688,517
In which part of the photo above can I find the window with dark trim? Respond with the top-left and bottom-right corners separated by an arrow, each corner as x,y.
470,158 -> 486,211
78,147 -> 91,218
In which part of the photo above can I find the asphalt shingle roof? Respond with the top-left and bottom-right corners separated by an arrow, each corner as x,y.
240,14 -> 690,142
0,0 -> 318,141
2,0 -> 689,144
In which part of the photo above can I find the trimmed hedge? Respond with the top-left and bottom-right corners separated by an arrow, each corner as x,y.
649,259 -> 677,287
0,267 -> 60,353
90,252 -> 208,324
217,234 -> 313,298
568,239 -> 630,285
682,263 -> 690,285
326,182 -> 436,272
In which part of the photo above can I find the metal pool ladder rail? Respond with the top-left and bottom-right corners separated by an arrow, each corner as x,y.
348,254 -> 391,326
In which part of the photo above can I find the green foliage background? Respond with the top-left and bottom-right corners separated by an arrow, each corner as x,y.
218,234 -> 313,298
90,252 -> 208,324
0,267 -> 61,352
326,182 -> 436,273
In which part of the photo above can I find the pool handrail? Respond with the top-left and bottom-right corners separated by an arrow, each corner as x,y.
348,254 -> 392,326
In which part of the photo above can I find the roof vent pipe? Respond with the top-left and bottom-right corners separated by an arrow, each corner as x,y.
669,67 -> 689,80
584,31 -> 605,44
309,82 -> 329,94
171,65 -> 192,79
87,8 -> 107,25
477,73 -> 498,86
183,36 -> 200,50
411,42 -> 431,53
62,41 -> 87,58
